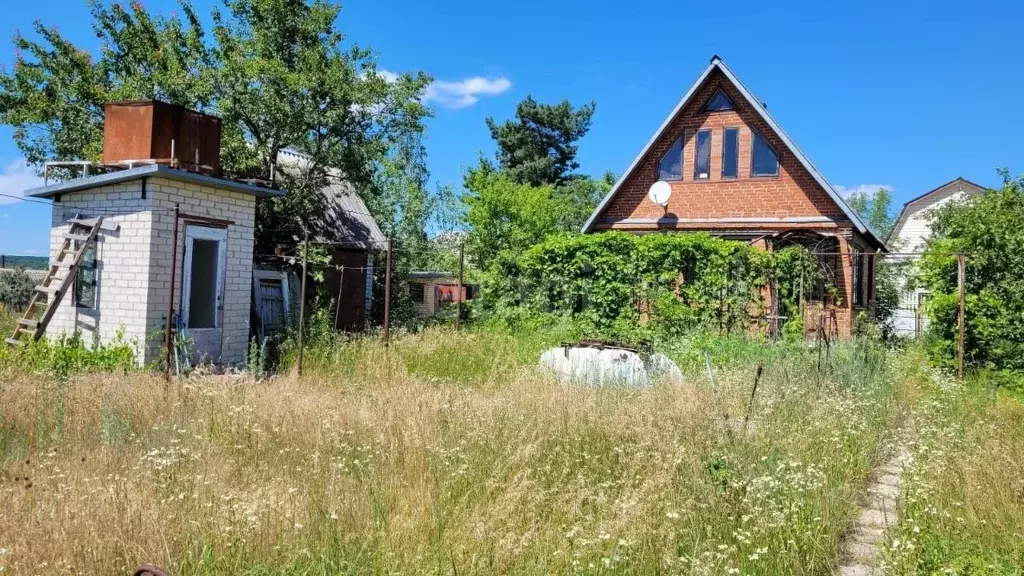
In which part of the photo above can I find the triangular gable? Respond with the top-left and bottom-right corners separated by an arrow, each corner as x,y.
888,177 -> 987,243
581,55 -> 884,250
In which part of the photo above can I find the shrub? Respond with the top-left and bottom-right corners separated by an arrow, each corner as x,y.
0,329 -> 137,379
0,269 -> 35,310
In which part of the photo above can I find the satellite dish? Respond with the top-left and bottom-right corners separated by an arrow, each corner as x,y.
648,180 -> 672,207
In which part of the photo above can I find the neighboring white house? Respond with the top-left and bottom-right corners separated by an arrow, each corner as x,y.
888,177 -> 985,336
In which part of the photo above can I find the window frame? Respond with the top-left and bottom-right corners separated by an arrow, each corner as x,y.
693,129 -> 712,180
74,240 -> 97,309
852,251 -> 865,307
656,136 -> 683,181
749,128 -> 780,178
703,89 -> 735,112
721,127 -> 740,179
410,282 -> 426,303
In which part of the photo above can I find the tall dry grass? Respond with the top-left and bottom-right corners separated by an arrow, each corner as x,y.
886,354 -> 1024,574
0,329 -> 900,575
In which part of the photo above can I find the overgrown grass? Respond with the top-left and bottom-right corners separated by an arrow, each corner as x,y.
0,328 -> 901,574
886,358 -> 1024,574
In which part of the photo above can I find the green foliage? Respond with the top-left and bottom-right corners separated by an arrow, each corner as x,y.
846,187 -> 896,239
485,95 -> 596,187
0,255 -> 47,270
0,269 -> 35,310
920,171 -> 1023,377
0,0 -> 431,248
0,329 -> 136,379
478,231 -> 821,341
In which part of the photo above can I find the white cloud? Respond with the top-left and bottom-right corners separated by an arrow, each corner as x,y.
834,183 -> 894,200
0,158 -> 44,204
423,76 -> 512,109
369,68 -> 512,110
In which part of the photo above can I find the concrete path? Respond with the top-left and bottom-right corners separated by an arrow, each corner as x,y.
837,443 -> 912,576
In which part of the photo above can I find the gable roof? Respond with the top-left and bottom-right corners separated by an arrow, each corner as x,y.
277,148 -> 386,249
888,176 -> 987,242
581,55 -> 885,250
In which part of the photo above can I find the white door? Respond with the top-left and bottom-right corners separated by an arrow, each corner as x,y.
181,226 -> 228,363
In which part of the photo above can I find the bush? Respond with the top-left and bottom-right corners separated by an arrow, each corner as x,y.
0,329 -> 137,379
0,269 -> 35,310
475,231 -> 820,341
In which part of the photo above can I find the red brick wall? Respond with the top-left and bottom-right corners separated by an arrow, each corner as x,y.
594,68 -> 846,228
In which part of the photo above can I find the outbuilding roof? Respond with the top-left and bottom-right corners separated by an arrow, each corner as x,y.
580,55 -> 886,250
26,164 -> 287,199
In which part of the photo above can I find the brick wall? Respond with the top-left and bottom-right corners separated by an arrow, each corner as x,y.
595,68 -> 846,229
46,176 -> 257,365
48,182 -> 154,361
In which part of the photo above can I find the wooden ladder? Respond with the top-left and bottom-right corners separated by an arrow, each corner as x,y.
6,217 -> 103,348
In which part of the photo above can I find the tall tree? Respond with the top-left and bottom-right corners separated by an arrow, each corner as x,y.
846,188 -> 896,239
846,187 -> 903,335
485,96 -> 595,187
0,0 -> 431,246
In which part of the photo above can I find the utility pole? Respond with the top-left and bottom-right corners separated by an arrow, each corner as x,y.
297,228 -> 308,376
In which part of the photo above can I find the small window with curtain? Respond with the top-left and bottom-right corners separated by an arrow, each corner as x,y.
751,130 -> 779,177
658,137 -> 682,180
722,127 -> 739,178
694,130 -> 711,180
75,242 -> 97,309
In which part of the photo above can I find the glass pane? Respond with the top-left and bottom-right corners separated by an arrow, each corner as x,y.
704,90 -> 734,111
188,239 -> 219,328
722,128 -> 739,178
694,130 -> 711,179
658,137 -> 682,180
75,243 -> 96,308
751,131 -> 779,176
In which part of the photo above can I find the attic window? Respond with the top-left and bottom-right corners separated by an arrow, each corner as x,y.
658,137 -> 683,180
694,130 -> 711,180
703,89 -> 734,112
751,130 -> 779,177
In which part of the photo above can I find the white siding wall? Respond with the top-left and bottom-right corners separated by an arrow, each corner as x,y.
891,189 -> 972,336
45,176 -> 257,366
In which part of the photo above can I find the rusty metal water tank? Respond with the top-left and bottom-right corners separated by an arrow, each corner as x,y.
102,100 -> 221,174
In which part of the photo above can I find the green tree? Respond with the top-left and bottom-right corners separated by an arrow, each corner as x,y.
485,95 -> 596,187
846,187 -> 904,335
846,187 -> 896,238
920,171 -> 1023,380
0,0 -> 431,247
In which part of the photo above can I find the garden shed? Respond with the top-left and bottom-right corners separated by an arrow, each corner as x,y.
10,101 -> 285,366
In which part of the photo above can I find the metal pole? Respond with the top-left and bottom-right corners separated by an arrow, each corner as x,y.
957,252 -> 966,380
333,266 -> 345,329
297,229 -> 308,376
456,243 -> 464,330
164,204 -> 180,381
383,236 -> 393,346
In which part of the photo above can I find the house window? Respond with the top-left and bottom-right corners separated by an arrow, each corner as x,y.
703,89 -> 734,112
74,242 -> 97,309
658,137 -> 683,180
751,130 -> 779,177
410,283 -> 425,303
853,252 -> 864,307
694,130 -> 711,180
722,127 -> 739,178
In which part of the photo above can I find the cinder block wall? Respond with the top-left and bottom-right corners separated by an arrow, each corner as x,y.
47,182 -> 155,363
148,177 -> 256,365
45,176 -> 256,366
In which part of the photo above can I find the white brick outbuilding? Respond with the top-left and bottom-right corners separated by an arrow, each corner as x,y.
27,165 -> 285,365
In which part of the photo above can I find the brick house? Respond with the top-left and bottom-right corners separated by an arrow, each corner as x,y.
20,101 -> 284,365
582,56 -> 887,336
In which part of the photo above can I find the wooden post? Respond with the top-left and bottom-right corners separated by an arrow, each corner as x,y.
383,237 -> 393,345
957,252 -> 966,380
164,204 -> 180,381
296,229 -> 308,376
456,243 -> 464,330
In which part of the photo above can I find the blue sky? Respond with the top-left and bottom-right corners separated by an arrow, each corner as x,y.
1,0 -> 1023,255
